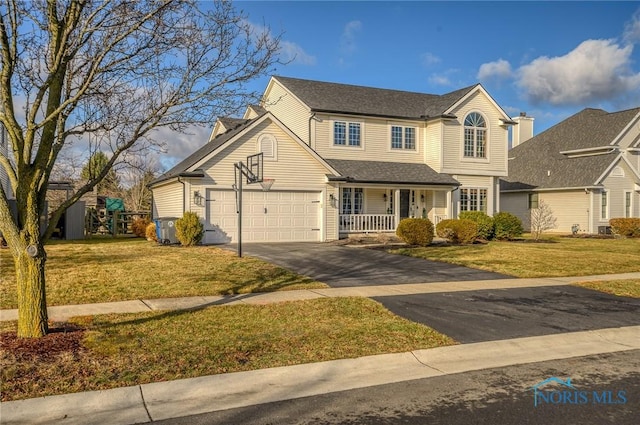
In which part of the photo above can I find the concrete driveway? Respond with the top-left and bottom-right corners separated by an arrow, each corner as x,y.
241,242 -> 510,287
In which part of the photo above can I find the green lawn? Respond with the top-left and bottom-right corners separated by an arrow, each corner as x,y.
0,238 -> 327,309
575,279 -> 640,298
390,237 -> 640,278
0,297 -> 455,401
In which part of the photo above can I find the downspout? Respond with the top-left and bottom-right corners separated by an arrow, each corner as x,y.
308,113 -> 316,147
178,177 -> 186,214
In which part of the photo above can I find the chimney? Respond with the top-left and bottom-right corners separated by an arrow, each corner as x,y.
511,112 -> 534,148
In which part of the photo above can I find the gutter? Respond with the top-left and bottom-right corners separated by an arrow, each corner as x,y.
177,177 -> 186,214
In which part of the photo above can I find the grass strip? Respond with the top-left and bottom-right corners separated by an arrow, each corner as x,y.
0,297 -> 455,401
574,279 -> 640,298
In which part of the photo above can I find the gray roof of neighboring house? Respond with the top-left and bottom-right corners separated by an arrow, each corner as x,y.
325,159 -> 459,186
501,107 -> 640,191
274,76 -> 477,120
151,117 -> 256,186
218,117 -> 249,129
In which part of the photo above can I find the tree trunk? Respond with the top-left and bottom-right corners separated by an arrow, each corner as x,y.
14,241 -> 48,338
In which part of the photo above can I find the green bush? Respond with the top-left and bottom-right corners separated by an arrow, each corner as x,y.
609,218 -> 640,238
175,211 -> 204,246
436,219 -> 478,244
396,218 -> 435,246
493,212 -> 523,240
459,211 -> 494,240
145,222 -> 158,242
131,217 -> 151,238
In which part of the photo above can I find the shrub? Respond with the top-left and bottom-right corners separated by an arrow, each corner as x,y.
493,212 -> 524,240
396,218 -> 435,246
145,222 -> 158,242
131,217 -> 151,238
609,218 -> 640,238
436,219 -> 478,244
459,211 -> 494,240
175,211 -> 204,246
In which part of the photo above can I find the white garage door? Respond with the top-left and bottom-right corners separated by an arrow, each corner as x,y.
204,189 -> 321,243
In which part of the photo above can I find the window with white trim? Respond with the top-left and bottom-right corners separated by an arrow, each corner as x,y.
258,134 -> 277,160
460,188 -> 488,212
463,112 -> 487,158
528,193 -> 538,209
334,121 -> 361,146
625,191 -> 632,218
601,190 -> 608,220
341,188 -> 363,214
390,125 -> 416,150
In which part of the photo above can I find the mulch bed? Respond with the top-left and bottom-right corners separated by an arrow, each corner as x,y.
0,323 -> 86,362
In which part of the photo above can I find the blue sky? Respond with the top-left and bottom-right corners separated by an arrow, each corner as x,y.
239,1 -> 640,131
160,0 -> 640,169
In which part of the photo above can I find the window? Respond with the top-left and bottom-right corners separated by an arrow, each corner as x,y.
460,188 -> 487,212
390,125 -> 416,150
463,112 -> 487,158
601,190 -> 608,220
341,188 -> 363,214
625,191 -> 632,218
528,193 -> 539,209
334,121 -> 361,146
258,134 -> 277,160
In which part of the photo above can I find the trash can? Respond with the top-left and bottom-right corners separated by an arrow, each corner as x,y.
155,217 -> 179,245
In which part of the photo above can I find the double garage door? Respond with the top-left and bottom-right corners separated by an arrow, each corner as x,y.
204,189 -> 321,244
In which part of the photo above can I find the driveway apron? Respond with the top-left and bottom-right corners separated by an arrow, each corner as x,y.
240,242 -> 510,287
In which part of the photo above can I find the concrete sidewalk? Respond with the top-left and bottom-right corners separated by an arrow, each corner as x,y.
2,272 -> 639,322
2,325 -> 639,425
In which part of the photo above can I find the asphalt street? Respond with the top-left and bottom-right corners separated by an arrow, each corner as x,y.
154,349 -> 640,425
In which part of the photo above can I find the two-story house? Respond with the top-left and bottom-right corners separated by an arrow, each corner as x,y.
501,107 -> 640,234
150,76 -> 514,243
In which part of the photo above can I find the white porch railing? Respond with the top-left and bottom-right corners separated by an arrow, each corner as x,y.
339,214 -> 396,233
434,215 -> 448,224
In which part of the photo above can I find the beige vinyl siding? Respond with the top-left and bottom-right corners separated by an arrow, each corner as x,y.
442,91 -> 508,176
501,192 -> 531,230
425,121 -> 443,171
366,188 -> 388,214
313,115 -> 424,163
152,181 -> 184,218
540,191 -> 590,233
325,185 -> 339,241
263,80 -> 310,144
601,161 -> 639,218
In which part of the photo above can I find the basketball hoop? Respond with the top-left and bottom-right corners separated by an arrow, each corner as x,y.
259,178 -> 275,192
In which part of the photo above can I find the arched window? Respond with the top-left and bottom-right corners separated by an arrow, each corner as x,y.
258,134 -> 277,160
464,112 -> 487,158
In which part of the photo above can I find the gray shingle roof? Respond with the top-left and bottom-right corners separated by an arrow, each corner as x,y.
151,118 -> 256,186
325,159 -> 459,186
501,107 -> 640,191
274,76 -> 476,120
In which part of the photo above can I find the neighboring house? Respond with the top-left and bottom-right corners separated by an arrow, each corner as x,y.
501,107 -> 640,234
151,76 -> 515,243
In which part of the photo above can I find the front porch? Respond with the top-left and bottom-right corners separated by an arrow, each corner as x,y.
338,187 -> 450,235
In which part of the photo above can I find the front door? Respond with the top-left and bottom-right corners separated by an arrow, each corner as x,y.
400,190 -> 410,219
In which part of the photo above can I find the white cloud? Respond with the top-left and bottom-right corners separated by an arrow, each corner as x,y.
245,20 -> 316,66
477,59 -> 513,81
428,74 -> 451,86
154,125 -> 212,170
624,8 -> 640,44
340,20 -> 362,55
517,39 -> 640,105
279,41 -> 316,66
421,52 -> 441,67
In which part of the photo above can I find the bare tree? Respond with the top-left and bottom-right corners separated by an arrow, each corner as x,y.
0,0 -> 280,337
119,153 -> 162,213
530,199 -> 557,241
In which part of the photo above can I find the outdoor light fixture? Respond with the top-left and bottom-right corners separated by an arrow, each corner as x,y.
329,193 -> 336,201
383,193 -> 387,201
421,194 -> 425,202
193,190 -> 204,206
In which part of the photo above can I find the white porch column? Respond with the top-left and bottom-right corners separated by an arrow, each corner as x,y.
446,190 -> 452,219
394,189 -> 400,227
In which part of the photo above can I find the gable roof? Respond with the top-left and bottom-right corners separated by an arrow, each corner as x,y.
325,159 -> 459,186
272,76 -> 477,120
502,107 -> 640,191
151,117 -> 258,186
